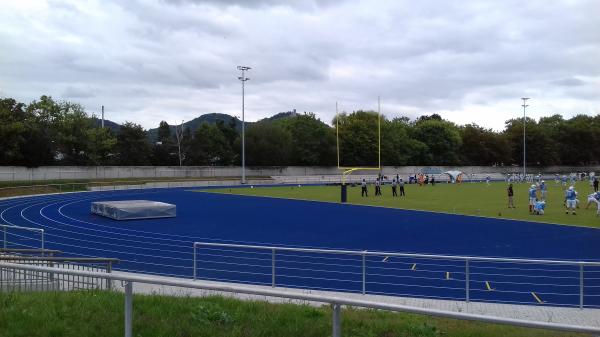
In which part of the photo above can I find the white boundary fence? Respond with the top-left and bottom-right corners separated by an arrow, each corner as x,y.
1,224 -> 44,254
193,242 -> 600,310
1,262 -> 600,337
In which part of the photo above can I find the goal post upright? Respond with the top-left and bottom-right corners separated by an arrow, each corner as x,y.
336,97 -> 382,202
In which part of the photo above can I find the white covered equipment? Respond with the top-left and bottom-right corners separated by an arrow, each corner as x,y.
91,200 -> 176,220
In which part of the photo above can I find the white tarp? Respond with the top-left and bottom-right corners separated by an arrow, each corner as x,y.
443,171 -> 463,183
91,200 -> 176,220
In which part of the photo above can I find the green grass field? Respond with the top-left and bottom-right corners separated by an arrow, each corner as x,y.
206,181 -> 600,228
0,291 -> 590,337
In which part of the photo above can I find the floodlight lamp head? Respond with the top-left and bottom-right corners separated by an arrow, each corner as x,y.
237,66 -> 251,71
521,97 -> 530,101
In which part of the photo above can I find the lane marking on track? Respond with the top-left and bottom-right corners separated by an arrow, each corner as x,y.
382,256 -> 389,262
531,292 -> 544,304
485,281 -> 495,291
445,272 -> 451,280
411,263 -> 417,271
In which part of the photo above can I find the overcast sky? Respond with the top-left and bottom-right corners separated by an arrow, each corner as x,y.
1,0 -> 599,130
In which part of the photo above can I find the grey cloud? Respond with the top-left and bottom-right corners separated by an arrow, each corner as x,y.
553,78 -> 586,87
0,0 -> 598,130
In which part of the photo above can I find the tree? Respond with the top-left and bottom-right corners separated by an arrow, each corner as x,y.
242,122 -> 292,166
115,122 -> 152,165
151,121 -> 178,166
186,123 -> 234,165
86,127 -> 117,165
334,111 -> 380,167
459,124 -> 510,166
0,98 -> 28,165
381,118 -> 428,166
412,119 -> 462,165
277,113 -> 336,166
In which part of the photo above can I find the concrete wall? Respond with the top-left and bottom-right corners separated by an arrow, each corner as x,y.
1,165 -> 599,182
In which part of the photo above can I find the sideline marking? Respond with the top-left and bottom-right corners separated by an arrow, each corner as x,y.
531,292 -> 544,304
411,263 -> 417,271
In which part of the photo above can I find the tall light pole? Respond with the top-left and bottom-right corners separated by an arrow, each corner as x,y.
174,120 -> 184,166
237,66 -> 251,184
521,97 -> 530,180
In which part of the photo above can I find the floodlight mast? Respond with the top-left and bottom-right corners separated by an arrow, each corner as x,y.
174,120 -> 184,166
237,66 -> 251,184
521,97 -> 530,180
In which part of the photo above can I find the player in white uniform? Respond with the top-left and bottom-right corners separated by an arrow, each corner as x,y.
565,186 -> 578,215
586,192 -> 600,216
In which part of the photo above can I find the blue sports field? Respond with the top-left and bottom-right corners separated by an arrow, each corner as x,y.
1,186 -> 599,308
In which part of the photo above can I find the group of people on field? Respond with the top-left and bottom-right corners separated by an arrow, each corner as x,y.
507,174 -> 600,216
360,174 -> 406,197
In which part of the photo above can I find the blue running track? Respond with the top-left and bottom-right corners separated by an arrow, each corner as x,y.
1,186 -> 599,308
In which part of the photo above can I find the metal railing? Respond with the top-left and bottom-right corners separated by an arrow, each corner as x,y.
0,257 -> 117,292
193,242 -> 600,309
1,262 -> 599,337
1,224 -> 45,254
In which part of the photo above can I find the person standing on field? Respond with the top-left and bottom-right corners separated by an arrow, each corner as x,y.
399,178 -> 405,196
594,178 -> 599,192
528,184 -> 537,213
507,184 -> 515,208
391,178 -> 398,197
361,179 -> 368,197
565,186 -> 578,215
540,180 -> 547,200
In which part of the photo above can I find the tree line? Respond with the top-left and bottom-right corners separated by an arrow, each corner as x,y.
1,95 -> 599,167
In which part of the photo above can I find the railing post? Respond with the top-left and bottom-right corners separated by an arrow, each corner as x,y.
40,230 -> 45,257
579,263 -> 584,310
271,248 -> 276,287
107,262 -> 113,291
362,251 -> 366,295
465,259 -> 470,303
124,281 -> 133,337
193,243 -> 197,280
332,303 -> 342,337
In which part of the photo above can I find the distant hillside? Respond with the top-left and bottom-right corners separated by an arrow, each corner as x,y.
147,113 -> 242,141
258,110 -> 298,123
90,117 -> 121,132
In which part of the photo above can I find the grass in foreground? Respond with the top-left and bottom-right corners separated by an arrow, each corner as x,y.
205,181 -> 600,228
0,291 -> 590,337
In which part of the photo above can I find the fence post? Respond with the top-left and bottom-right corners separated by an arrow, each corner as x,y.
465,259 -> 470,303
271,248 -> 276,287
124,281 -> 133,337
579,263 -> 584,310
332,303 -> 342,337
107,262 -> 113,291
362,251 -> 366,295
193,244 -> 197,280
40,230 -> 45,257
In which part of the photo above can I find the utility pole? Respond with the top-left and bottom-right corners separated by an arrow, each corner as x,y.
237,66 -> 251,184
101,105 -> 104,128
521,97 -> 530,180
174,120 -> 184,166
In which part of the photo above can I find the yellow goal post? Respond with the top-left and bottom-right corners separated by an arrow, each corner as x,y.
336,97 -> 382,185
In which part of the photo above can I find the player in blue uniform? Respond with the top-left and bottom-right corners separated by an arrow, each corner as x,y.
565,186 -> 578,215
528,184 -> 537,214
533,200 -> 546,215
539,180 -> 547,200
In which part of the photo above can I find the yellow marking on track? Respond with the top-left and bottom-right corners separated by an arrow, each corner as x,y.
445,272 -> 451,280
531,292 -> 544,304
485,281 -> 494,291
411,263 -> 417,271
382,256 -> 389,262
